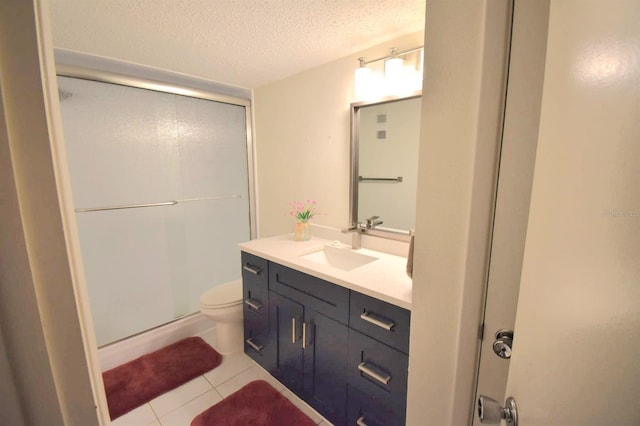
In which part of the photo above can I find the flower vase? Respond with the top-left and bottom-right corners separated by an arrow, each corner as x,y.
295,221 -> 311,241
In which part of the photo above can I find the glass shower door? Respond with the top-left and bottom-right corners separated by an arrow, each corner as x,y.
58,76 -> 251,346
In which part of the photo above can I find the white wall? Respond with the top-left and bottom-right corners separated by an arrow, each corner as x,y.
253,31 -> 424,237
0,0 -> 105,424
407,1 -> 511,424
0,92 -> 28,426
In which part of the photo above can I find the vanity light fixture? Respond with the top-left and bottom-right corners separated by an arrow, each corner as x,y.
354,46 -> 424,101
384,48 -> 405,80
355,57 -> 372,100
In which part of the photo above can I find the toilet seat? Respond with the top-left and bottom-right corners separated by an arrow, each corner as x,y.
200,279 -> 242,309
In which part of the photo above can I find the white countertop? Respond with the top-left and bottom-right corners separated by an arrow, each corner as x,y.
239,234 -> 413,310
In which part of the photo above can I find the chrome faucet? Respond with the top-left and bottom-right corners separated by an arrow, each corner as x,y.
341,224 -> 363,249
365,215 -> 383,229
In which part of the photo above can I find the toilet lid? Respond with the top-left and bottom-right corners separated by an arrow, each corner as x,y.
200,279 -> 242,308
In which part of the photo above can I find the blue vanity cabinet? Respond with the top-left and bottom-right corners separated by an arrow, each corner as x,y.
241,252 -> 275,370
269,262 -> 350,426
240,251 -> 410,426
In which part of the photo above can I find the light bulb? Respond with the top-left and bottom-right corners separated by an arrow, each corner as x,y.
384,49 -> 405,95
355,57 -> 372,100
385,57 -> 404,80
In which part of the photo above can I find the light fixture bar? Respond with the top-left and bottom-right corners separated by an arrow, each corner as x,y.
361,46 -> 424,66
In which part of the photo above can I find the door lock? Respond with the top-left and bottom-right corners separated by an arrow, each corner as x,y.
478,395 -> 518,426
492,329 -> 514,359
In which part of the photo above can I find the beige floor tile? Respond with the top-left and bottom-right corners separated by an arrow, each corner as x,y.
158,389 -> 223,426
110,403 -> 158,426
149,376 -> 212,417
203,352 -> 254,386
214,365 -> 284,398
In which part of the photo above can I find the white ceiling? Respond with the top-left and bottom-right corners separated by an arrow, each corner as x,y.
49,0 -> 426,89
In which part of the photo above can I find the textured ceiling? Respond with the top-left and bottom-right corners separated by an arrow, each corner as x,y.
49,0 -> 426,89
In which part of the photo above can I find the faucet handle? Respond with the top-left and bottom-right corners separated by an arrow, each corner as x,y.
365,216 -> 383,228
365,216 -> 379,226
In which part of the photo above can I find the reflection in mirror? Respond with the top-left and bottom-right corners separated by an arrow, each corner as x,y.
351,94 -> 421,235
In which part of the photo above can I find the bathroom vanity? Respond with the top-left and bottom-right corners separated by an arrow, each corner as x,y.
239,235 -> 412,426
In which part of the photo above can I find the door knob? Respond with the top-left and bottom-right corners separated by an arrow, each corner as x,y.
492,329 -> 514,359
478,395 -> 518,426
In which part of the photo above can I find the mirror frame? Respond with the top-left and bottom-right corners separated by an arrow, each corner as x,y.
349,91 -> 421,241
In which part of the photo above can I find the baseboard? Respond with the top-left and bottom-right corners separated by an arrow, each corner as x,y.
98,313 -> 216,371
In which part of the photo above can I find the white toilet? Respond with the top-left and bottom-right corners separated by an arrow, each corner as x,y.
199,279 -> 243,355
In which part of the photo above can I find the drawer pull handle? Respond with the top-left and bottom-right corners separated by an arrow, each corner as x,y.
356,416 -> 368,426
245,338 -> 263,352
243,264 -> 262,275
360,311 -> 395,331
358,362 -> 391,385
244,298 -> 263,311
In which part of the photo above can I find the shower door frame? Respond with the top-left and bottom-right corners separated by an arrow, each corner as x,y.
56,64 -> 258,241
57,65 -> 258,348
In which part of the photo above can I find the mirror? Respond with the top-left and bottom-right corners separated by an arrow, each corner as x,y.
350,94 -> 422,235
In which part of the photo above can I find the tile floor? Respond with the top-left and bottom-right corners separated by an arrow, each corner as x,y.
111,352 -> 333,426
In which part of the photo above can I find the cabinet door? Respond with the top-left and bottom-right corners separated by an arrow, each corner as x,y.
303,310 -> 349,426
270,292 -> 304,394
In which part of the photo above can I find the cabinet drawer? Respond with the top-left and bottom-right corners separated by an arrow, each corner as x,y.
347,384 -> 404,426
347,329 -> 408,409
241,252 -> 268,288
269,263 -> 349,324
349,291 -> 411,354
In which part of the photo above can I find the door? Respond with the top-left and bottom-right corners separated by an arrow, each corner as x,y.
270,292 -> 304,394
303,310 -> 349,425
472,1 -> 549,422
482,1 -> 640,424
58,76 -> 252,346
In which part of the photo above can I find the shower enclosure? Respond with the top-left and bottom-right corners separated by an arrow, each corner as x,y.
57,74 -> 253,346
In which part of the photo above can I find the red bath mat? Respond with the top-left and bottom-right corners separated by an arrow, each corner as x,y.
103,336 -> 222,420
191,380 -> 316,426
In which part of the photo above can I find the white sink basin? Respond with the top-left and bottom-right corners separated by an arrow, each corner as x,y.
300,245 -> 378,271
